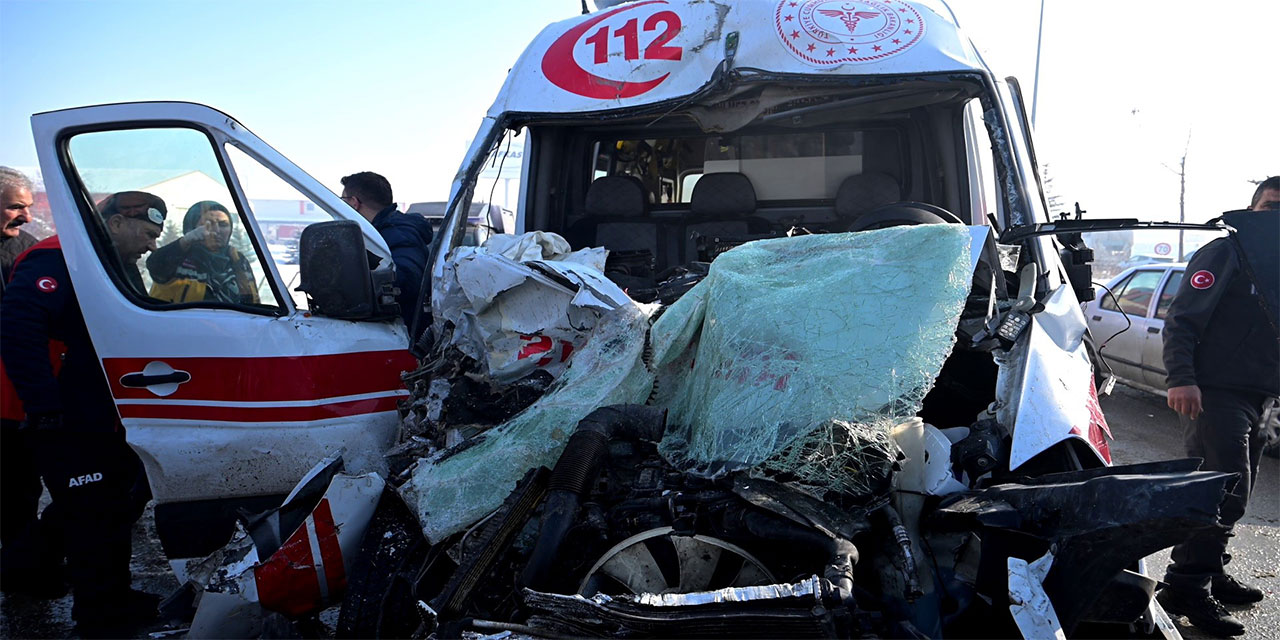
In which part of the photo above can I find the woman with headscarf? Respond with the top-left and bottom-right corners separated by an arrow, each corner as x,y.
147,201 -> 259,304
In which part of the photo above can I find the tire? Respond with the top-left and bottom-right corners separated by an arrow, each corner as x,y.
335,488 -> 429,639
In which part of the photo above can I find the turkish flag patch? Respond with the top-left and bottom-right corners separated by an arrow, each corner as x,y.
35,276 -> 58,293
1190,270 -> 1215,290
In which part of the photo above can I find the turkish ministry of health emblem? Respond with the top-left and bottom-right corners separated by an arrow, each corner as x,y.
775,0 -> 925,66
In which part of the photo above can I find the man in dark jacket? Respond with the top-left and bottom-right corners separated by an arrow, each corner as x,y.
0,166 -> 59,597
340,171 -> 433,328
1158,176 -> 1280,638
0,191 -> 165,633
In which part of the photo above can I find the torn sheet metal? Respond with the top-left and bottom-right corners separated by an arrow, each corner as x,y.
652,226 -> 973,494
1008,551 -> 1066,640
403,304 -> 655,543
435,231 -> 633,384
184,458 -> 385,638
253,472 -> 385,617
1003,283 -> 1111,469
631,576 -> 823,607
523,575 -> 836,638
482,231 -> 606,269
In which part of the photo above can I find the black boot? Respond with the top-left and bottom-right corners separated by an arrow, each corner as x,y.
1212,573 -> 1264,605
1157,588 -> 1245,637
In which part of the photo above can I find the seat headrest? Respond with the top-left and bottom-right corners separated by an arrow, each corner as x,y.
835,172 -> 901,218
690,172 -> 756,216
585,176 -> 648,217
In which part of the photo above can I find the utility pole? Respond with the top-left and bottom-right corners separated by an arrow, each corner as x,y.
1173,132 -> 1191,261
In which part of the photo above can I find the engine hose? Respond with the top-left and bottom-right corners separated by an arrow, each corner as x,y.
520,404 -> 666,591
734,509 -> 858,603
880,504 -> 924,602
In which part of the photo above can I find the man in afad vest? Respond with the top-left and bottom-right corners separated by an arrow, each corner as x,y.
0,191 -> 166,634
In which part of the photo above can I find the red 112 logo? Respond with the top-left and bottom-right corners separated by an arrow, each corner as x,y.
541,0 -> 684,100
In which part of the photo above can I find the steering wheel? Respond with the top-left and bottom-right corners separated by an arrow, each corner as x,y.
845,201 -> 963,233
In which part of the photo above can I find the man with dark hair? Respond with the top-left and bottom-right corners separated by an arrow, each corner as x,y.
340,171 -> 433,328
0,191 -> 166,634
1158,176 -> 1279,637
1250,175 -> 1279,210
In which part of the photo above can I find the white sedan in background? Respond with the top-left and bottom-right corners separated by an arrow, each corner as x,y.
1085,264 -> 1186,396
1085,263 -> 1279,456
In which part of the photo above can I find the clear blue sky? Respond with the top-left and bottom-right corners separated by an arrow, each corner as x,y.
3,0 -> 1277,216
0,0 -> 575,203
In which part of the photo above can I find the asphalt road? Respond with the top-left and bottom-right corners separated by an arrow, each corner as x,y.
2,383 -> 1276,639
1099,384 -> 1279,640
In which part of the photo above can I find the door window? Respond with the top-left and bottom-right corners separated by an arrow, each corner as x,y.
1099,273 -> 1133,312
65,128 -> 283,312
1154,270 -> 1184,319
1111,270 -> 1163,317
222,143 -> 343,311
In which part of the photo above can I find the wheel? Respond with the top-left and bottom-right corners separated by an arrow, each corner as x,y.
578,527 -> 776,597
335,489 -> 429,639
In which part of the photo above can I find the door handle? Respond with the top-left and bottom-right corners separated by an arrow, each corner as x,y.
117,361 -> 191,397
1147,326 -> 1161,334
120,371 -> 191,387
1091,315 -> 1102,321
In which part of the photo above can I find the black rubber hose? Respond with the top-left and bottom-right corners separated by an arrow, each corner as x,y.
731,509 -> 859,602
879,504 -> 924,601
520,404 -> 666,590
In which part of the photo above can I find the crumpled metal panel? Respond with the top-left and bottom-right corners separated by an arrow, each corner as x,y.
632,575 -> 822,607
402,304 -> 656,543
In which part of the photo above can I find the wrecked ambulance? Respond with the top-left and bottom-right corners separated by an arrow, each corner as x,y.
25,0 -> 1235,638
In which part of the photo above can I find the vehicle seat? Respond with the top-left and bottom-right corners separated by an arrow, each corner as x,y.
845,201 -> 963,233
566,175 -> 669,264
834,172 -> 901,230
682,172 -> 772,262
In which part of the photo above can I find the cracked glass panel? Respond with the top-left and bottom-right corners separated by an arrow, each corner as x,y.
403,305 -> 655,543
653,226 -> 973,497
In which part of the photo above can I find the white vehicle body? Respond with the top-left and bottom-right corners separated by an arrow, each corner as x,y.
29,1 -> 1161,631
30,102 -> 417,567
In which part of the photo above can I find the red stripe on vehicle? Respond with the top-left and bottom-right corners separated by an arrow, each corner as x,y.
255,516 -> 322,617
1085,377 -> 1113,463
312,499 -> 347,596
116,396 -> 401,422
102,350 -> 417,402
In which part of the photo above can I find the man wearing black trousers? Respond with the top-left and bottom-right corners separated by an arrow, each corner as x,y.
1158,176 -> 1280,637
1,191 -> 166,634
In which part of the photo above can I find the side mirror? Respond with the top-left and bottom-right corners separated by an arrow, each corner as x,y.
1058,231 -> 1095,303
297,220 -> 399,320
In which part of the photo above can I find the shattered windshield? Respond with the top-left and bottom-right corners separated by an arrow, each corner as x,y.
653,226 -> 974,496
406,225 -> 974,540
